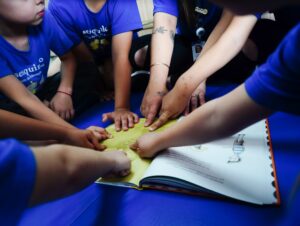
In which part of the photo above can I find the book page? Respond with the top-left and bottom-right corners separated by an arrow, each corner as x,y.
97,119 -> 175,186
141,120 -> 277,205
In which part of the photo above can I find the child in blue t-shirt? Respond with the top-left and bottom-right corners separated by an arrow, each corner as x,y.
49,0 -> 143,131
0,138 -> 130,225
0,0 -> 108,142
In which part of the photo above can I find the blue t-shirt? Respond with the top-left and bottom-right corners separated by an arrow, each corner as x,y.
153,0 -> 179,17
0,139 -> 36,226
153,0 -> 222,40
0,11 -> 72,95
48,0 -> 143,62
245,23 -> 300,115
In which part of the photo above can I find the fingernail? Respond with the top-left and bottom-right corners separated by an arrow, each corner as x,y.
149,127 -> 154,131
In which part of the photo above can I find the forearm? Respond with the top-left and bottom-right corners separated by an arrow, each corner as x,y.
0,110 -> 71,141
200,9 -> 234,55
20,94 -> 74,128
114,57 -> 132,109
29,145 -> 115,205
149,13 -> 177,91
58,52 -> 77,94
0,76 -> 74,128
157,85 -> 272,149
177,15 -> 257,95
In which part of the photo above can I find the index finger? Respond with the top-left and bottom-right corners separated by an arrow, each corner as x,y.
145,105 -> 159,127
149,111 -> 170,131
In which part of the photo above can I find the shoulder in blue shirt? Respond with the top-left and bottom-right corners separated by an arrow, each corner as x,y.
153,0 -> 179,17
245,23 -> 300,115
0,139 -> 36,226
49,0 -> 143,59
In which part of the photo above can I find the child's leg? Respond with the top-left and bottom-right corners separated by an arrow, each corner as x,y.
129,35 -> 152,92
129,34 -> 151,70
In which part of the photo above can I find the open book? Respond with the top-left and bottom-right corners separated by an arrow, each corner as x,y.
98,118 -> 280,205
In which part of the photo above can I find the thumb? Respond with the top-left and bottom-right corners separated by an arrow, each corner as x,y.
130,141 -> 138,151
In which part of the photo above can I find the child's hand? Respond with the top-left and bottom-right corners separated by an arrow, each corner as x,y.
86,126 -> 112,140
104,151 -> 131,177
64,129 -> 107,150
50,92 -> 75,121
102,108 -> 139,132
130,132 -> 162,158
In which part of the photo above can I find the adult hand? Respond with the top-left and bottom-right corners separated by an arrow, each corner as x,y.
130,132 -> 162,158
102,108 -> 139,132
184,81 -> 206,115
50,92 -> 75,121
140,87 -> 168,127
149,87 -> 189,131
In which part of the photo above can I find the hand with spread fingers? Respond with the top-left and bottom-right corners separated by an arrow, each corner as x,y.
184,81 -> 206,115
148,86 -> 190,131
130,132 -> 163,158
102,108 -> 139,132
140,87 -> 168,127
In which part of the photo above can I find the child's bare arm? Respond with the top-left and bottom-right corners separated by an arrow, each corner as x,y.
0,75 -> 74,128
102,31 -> 139,131
29,145 -> 131,206
133,85 -> 274,158
0,109 -> 70,141
0,109 -> 108,150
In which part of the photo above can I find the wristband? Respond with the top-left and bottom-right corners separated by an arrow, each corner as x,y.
150,62 -> 170,68
57,90 -> 72,96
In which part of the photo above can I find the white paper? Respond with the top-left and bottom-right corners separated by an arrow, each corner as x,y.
142,120 -> 277,205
